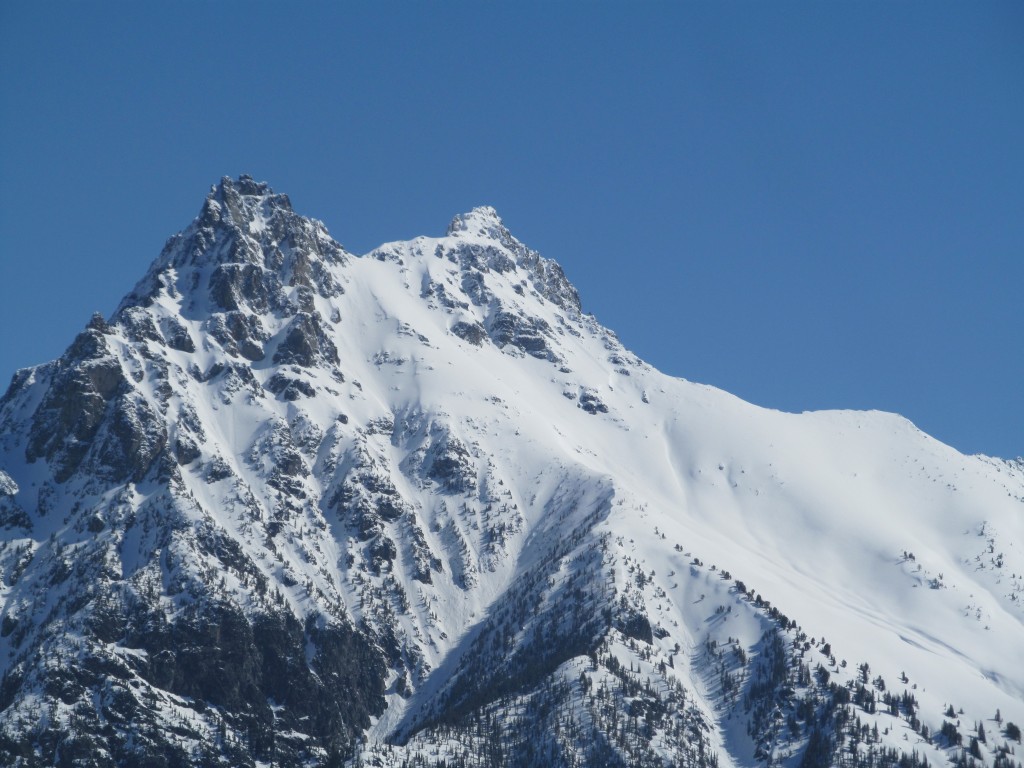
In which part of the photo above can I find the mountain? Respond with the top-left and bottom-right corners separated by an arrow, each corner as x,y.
0,175 -> 1022,768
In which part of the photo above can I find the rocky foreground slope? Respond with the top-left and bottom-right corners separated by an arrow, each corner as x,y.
1,176 -> 1022,768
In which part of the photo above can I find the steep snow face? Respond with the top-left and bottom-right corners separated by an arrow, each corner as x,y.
0,176 -> 1022,768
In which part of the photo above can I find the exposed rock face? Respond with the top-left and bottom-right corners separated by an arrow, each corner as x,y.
0,177 -> 1021,768
446,206 -> 580,314
449,320 -> 487,346
0,471 -> 28,531
0,178 -> 380,767
273,312 -> 340,368
25,327 -> 133,482
487,310 -> 558,361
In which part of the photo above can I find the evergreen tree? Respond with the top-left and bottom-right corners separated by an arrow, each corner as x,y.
1005,722 -> 1021,743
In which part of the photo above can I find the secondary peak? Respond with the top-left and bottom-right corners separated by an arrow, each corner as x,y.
446,206 -> 507,239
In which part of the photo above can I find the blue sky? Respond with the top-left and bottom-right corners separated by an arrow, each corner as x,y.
1,2 -> 1021,458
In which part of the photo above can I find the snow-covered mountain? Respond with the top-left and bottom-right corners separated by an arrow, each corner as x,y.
1,175 -> 1021,768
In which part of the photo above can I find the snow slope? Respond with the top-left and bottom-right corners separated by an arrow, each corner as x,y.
0,176 -> 1021,768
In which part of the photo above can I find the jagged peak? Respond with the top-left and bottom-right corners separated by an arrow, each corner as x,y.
214,173 -> 276,199
446,206 -> 510,241
1,174 -> 1022,768
115,176 -> 346,317
441,205 -> 582,315
198,174 -> 294,231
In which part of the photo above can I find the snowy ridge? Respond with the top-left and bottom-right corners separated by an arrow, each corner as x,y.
0,176 -> 1021,768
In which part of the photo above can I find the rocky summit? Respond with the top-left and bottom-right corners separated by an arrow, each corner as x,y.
1,176 -> 1022,768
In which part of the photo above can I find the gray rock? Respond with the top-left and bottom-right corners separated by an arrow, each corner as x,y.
209,262 -> 270,312
117,306 -> 163,343
174,434 -> 201,465
26,331 -> 127,481
272,312 -> 339,368
94,394 -> 167,482
578,389 -> 609,414
487,310 -> 559,362
266,373 -> 316,401
161,316 -> 195,353
0,471 -> 28,530
450,320 -> 488,346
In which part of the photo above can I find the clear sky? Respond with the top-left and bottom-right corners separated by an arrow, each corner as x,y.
1,2 -> 1021,458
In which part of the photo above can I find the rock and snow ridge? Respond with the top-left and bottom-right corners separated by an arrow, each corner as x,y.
0,175 -> 1022,767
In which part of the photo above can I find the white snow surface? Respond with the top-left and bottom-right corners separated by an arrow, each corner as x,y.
1,177 -> 1022,766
